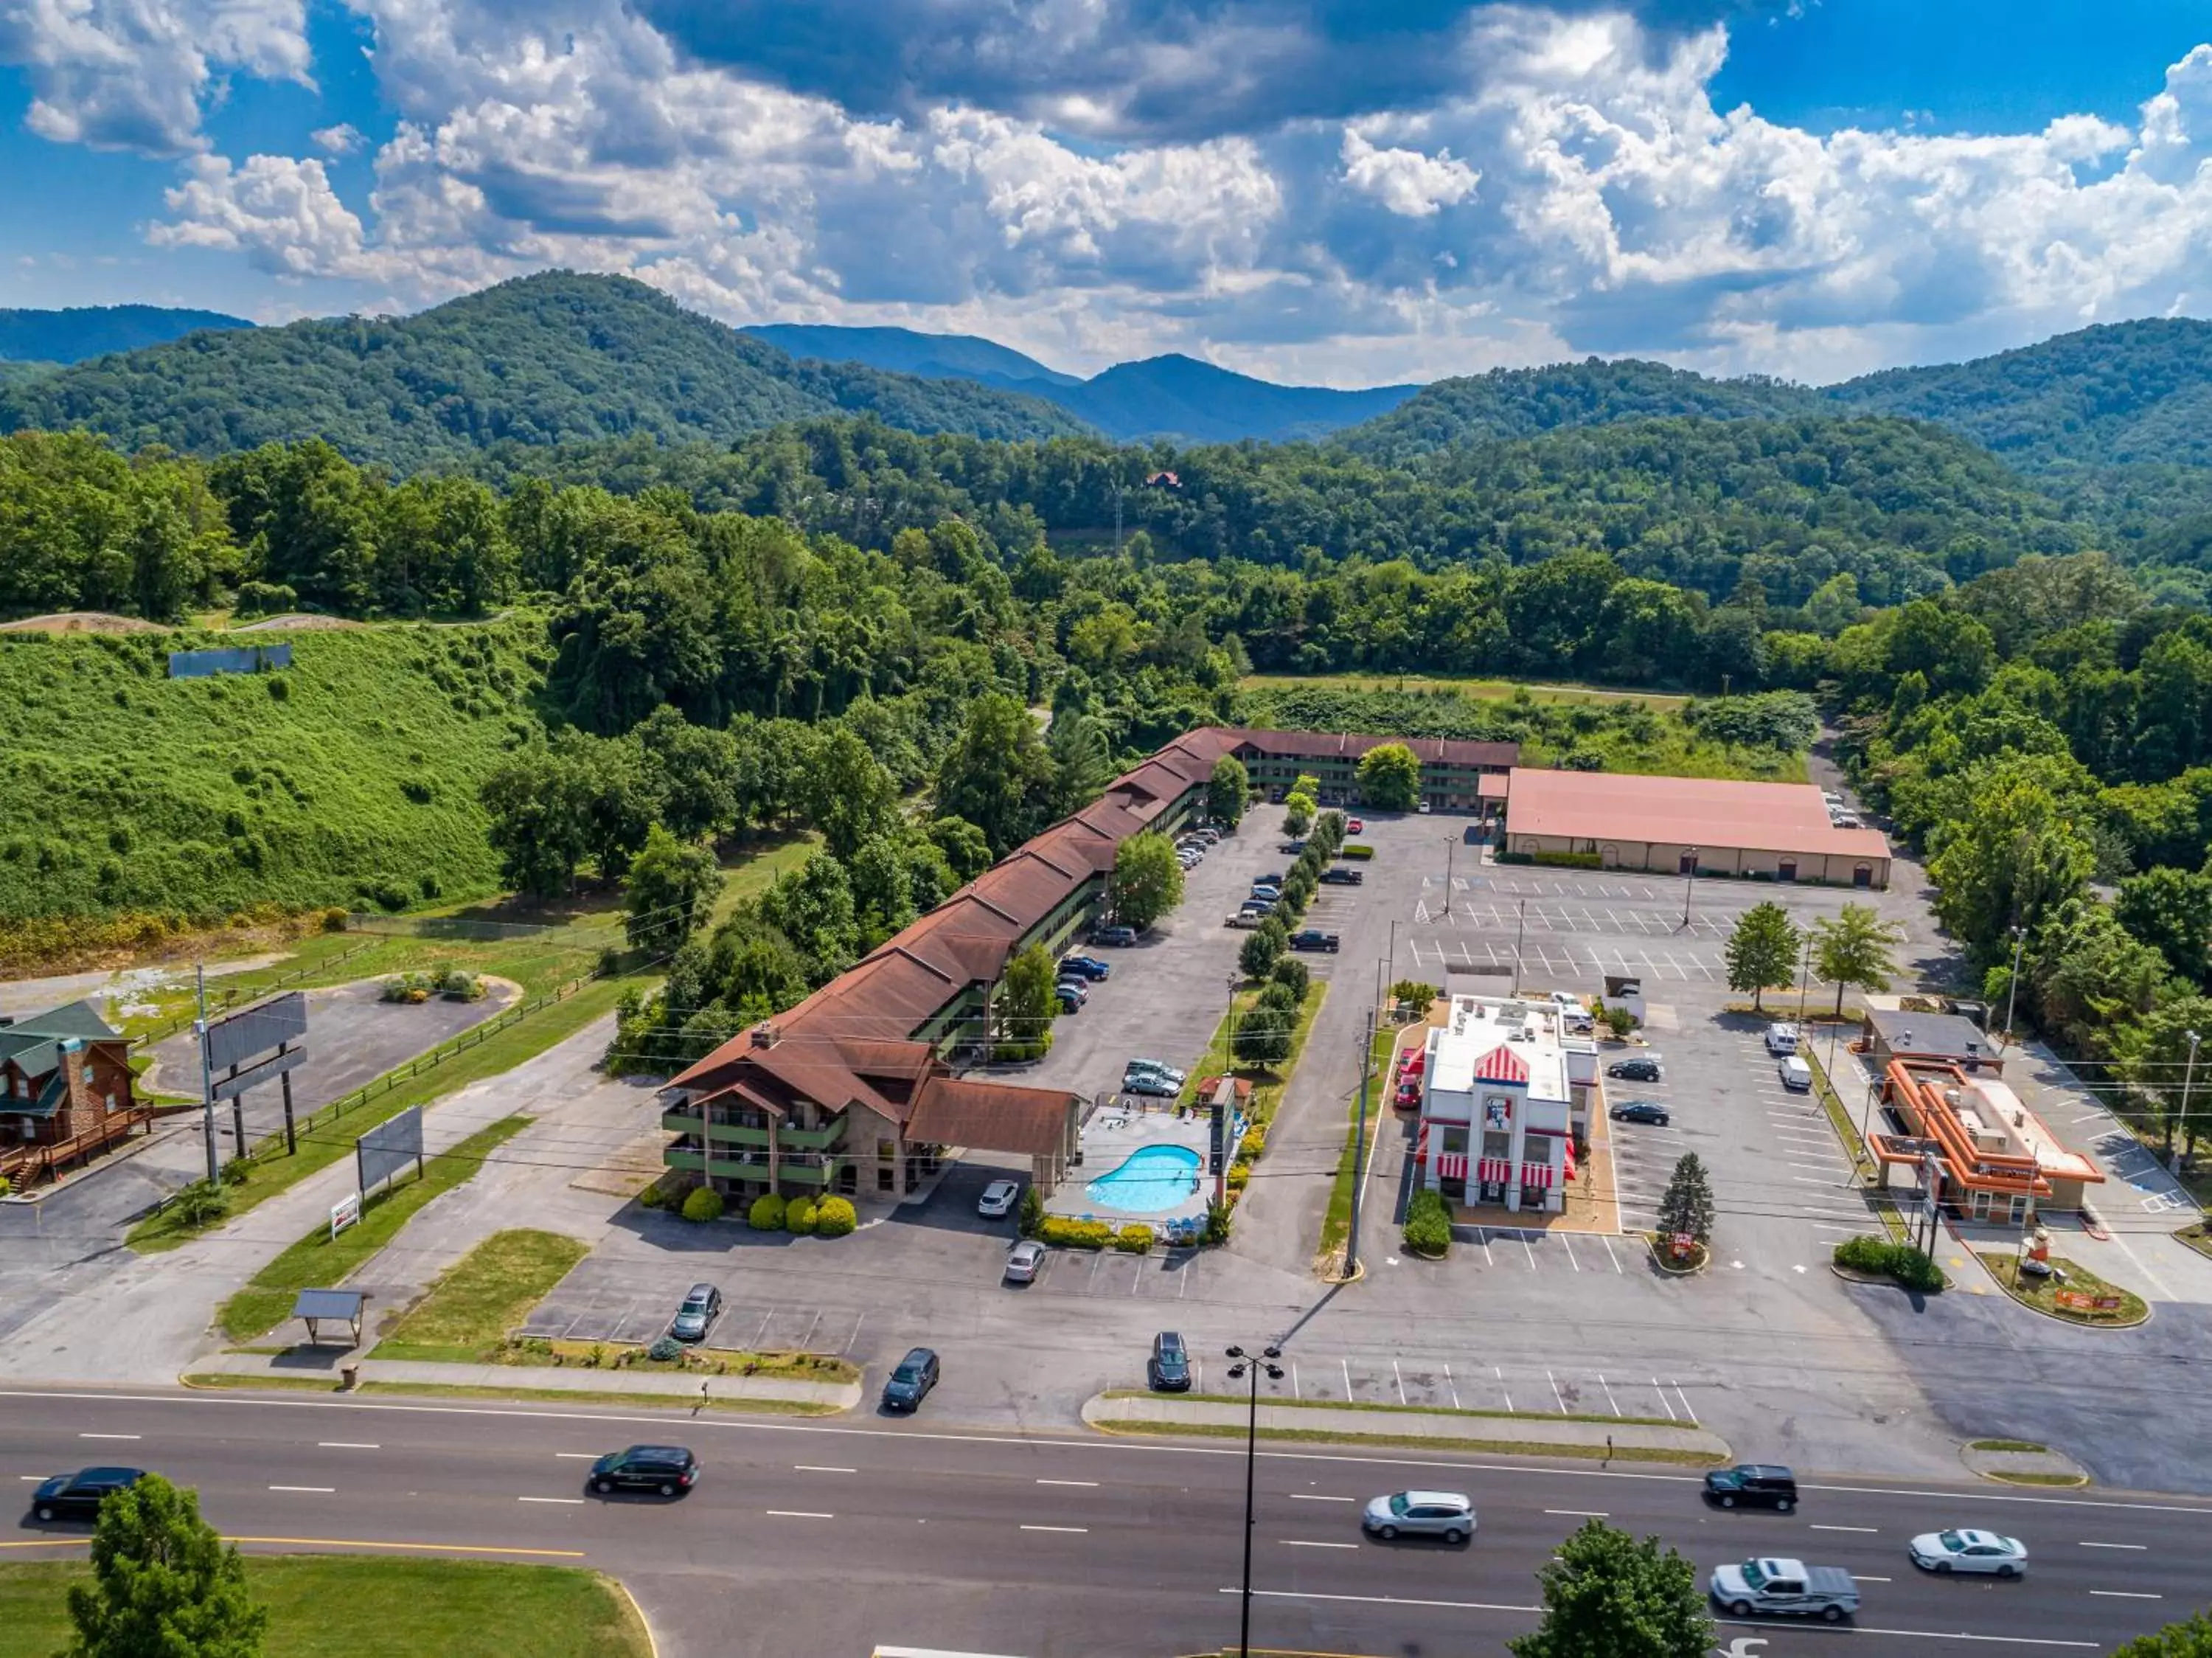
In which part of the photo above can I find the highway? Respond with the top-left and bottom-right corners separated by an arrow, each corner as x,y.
2,1385 -> 2205,1657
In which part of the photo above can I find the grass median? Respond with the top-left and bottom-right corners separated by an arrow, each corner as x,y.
370,1227 -> 589,1362
0,1556 -> 651,1658
131,977 -> 628,1255
1318,1021 -> 1401,1266
216,1116 -> 530,1343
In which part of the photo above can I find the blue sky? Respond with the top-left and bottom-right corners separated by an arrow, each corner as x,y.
1,1 -> 2209,385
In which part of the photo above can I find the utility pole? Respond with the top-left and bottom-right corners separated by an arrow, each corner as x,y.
1680,849 -> 1699,932
194,964 -> 218,1186
2002,925 -> 2025,1051
1444,837 -> 1455,919
1346,1010 -> 1374,1280
1512,897 -> 1527,993
2171,1029 -> 2200,1175
1796,934 -> 1815,1026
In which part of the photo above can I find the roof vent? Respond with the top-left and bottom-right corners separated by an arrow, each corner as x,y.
750,1021 -> 781,1050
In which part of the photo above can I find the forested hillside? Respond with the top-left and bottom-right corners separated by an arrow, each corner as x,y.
0,304 -> 251,364
0,273 -> 1089,471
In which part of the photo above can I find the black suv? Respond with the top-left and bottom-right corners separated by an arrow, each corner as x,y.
590,1445 -> 699,1497
29,1467 -> 143,1523
1703,1464 -> 1798,1512
1289,930 -> 1340,953
882,1346 -> 941,1412
1148,1331 -> 1192,1392
1319,867 -> 1363,884
1607,1055 -> 1664,1082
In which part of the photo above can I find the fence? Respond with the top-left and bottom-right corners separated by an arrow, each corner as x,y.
140,940 -> 378,1047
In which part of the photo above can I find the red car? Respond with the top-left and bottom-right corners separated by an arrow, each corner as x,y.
1347,817 -> 1365,833
1394,1080 -> 1422,1110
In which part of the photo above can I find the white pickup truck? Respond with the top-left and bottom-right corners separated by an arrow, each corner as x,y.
1709,1558 -> 1860,1622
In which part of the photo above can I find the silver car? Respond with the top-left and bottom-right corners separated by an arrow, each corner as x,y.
1910,1529 -> 2027,1578
1362,1490 -> 1475,1543
1004,1241 -> 1047,1283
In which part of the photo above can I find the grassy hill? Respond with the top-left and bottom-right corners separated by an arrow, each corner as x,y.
0,304 -> 251,364
0,620 -> 549,923
0,272 -> 1090,471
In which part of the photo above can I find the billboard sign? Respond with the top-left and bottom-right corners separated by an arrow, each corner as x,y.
1208,1101 -> 1226,1175
205,991 -> 308,1073
356,1106 -> 425,1195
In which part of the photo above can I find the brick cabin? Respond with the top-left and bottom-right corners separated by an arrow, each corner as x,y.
0,1001 -> 148,1186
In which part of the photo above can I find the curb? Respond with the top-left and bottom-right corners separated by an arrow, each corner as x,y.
612,1576 -> 659,1658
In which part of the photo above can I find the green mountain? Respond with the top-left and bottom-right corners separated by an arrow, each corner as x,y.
742,324 -> 1418,441
743,323 -> 1080,386
0,274 -> 1090,471
0,304 -> 251,364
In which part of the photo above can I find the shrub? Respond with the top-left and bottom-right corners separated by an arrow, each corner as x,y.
1205,1199 -> 1232,1244
813,1196 -> 858,1237
320,907 -> 349,932
747,1193 -> 787,1229
636,1181 -> 665,1211
1234,1124 -> 1267,1163
647,1335 -> 684,1362
1391,979 -> 1437,1016
1018,1184 -> 1046,1235
1403,1188 -> 1453,1257
1038,1215 -> 1113,1249
1602,1004 -> 1638,1037
1225,1164 -> 1251,1192
992,1038 -> 1051,1063
1114,1224 -> 1155,1253
1256,979 -> 1298,1013
681,1186 -> 725,1224
785,1196 -> 818,1235
1531,850 -> 1604,869
1832,1235 -> 1943,1291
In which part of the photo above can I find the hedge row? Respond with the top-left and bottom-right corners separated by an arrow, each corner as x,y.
1834,1235 -> 1943,1291
1403,1188 -> 1452,1257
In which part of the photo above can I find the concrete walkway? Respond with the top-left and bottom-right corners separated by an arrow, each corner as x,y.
189,1347 -> 862,1410
1082,1392 -> 1730,1458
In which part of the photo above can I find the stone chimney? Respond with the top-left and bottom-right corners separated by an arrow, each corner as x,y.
750,1021 -> 781,1050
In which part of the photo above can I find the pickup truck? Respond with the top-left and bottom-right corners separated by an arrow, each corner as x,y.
1288,929 -> 1340,953
1225,912 -> 1265,929
1708,1558 -> 1860,1623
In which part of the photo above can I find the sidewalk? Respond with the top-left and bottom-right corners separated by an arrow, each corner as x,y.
189,1347 -> 863,1410
1082,1392 -> 1729,1460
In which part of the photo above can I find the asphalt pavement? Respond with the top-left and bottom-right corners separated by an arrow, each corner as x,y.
3,1384 -> 2202,1658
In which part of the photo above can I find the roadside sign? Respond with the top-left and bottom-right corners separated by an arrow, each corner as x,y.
2053,1289 -> 2126,1313
330,1192 -> 361,1241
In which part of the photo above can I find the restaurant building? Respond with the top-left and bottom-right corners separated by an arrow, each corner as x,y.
1411,992 -> 1583,1214
1870,1058 -> 2104,1223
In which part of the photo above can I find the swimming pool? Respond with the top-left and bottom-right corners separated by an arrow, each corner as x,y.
1084,1144 -> 1203,1214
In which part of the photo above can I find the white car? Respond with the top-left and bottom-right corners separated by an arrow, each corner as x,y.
1764,1021 -> 1801,1055
978,1179 -> 1022,1218
1004,1241 -> 1047,1283
1909,1529 -> 2027,1578
1545,991 -> 1582,1012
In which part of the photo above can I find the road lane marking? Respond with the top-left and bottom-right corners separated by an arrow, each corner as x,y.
1229,1587 -> 1537,1612
2091,1590 -> 2163,1598
77,1433 -> 139,1440
1288,1494 -> 1354,1502
2079,1541 -> 2147,1550
517,1496 -> 583,1505
1813,1524 -> 1879,1533
768,1510 -> 836,1519
1035,1479 -> 1097,1487
1545,1509 -> 1608,1517
1853,1574 -> 1893,1582
1018,1524 -> 1087,1533
317,1442 -> 379,1450
1281,1540 -> 1359,1549
554,1452 -> 599,1460
268,1485 -> 335,1494
18,1475 -> 45,1481
798,1466 -> 859,1474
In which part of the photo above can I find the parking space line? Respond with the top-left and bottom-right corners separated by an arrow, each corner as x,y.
1290,1363 -> 1301,1401
1548,1370 -> 1567,1412
1597,1374 -> 1621,1417
1601,1234 -> 1623,1273
1521,1235 -> 1537,1269
1671,1380 -> 1694,1420
1479,1232 -> 1495,1267
1341,1358 -> 1353,1398
1496,1366 -> 1514,1412
1652,1377 -> 1676,1421
799,1311 -> 823,1350
1394,1361 -> 1408,1406
1559,1233 -> 1581,1272
1444,1363 -> 1461,1410
751,1310 -> 773,1347
844,1314 -> 865,1354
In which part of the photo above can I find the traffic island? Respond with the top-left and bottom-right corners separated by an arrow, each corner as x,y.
1082,1391 -> 1731,1465
1977,1252 -> 2150,1328
1961,1437 -> 2091,1488
1641,1232 -> 1708,1274
2175,1219 -> 2212,1261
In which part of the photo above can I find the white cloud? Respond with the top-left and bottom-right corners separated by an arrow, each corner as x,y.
0,0 -> 310,154
1340,128 -> 1480,218
310,122 -> 364,154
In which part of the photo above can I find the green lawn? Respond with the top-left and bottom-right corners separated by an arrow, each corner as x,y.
371,1228 -> 588,1362
0,1556 -> 650,1658
1240,672 -> 1691,712
1980,1252 -> 2151,1326
131,977 -> 628,1254
217,1117 -> 531,1342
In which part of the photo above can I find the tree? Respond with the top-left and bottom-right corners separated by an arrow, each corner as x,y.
757,854 -> 860,984
632,707 -> 739,842
623,825 -> 723,952
1283,790 -> 1316,837
1356,742 -> 1422,811
1239,926 -> 1282,982
1657,1152 -> 1715,1245
64,1472 -> 269,1658
2115,866 -> 2212,985
2115,996 -> 2212,1158
1812,902 -> 1906,1016
1232,1001 -> 1293,1068
1508,1518 -> 1711,1658
1723,900 -> 1801,1012
998,943 -> 1058,1057
1269,955 -> 1311,1002
928,816 -> 994,884
935,692 -> 1054,856
1927,777 -> 2096,957
1208,756 -> 1249,828
801,725 -> 900,861
1110,832 -> 1184,931
2112,1612 -> 2212,1658
1045,710 -> 1115,819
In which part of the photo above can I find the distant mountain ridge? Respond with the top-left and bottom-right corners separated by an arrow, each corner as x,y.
743,322 -> 1419,443
0,305 -> 252,364
0,274 -> 1089,470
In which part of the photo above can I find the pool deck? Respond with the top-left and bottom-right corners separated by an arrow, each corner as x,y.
1050,1100 -> 1220,1232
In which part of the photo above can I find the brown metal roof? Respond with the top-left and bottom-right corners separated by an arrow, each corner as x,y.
1506,768 -> 1893,860
908,1076 -> 1077,1157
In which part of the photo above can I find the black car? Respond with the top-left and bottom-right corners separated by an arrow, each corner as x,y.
29,1467 -> 143,1523
1703,1464 -> 1798,1512
1318,867 -> 1363,885
1055,983 -> 1085,1013
1288,930 -> 1340,953
1607,1056 -> 1664,1082
1279,839 -> 1307,854
589,1445 -> 699,1497
1148,1331 -> 1192,1392
669,1282 -> 723,1343
882,1346 -> 941,1412
1610,1100 -> 1671,1125
1091,924 -> 1138,947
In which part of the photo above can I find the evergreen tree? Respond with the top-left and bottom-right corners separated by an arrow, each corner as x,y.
64,1474 -> 269,1658
1657,1152 -> 1715,1245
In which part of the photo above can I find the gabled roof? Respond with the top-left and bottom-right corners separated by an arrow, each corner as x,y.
907,1076 -> 1077,1158
1473,1044 -> 1531,1085
0,999 -> 122,1080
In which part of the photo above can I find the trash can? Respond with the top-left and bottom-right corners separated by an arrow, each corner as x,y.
340,1364 -> 359,1391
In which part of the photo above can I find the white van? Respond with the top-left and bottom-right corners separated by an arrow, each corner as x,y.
1778,1055 -> 1813,1092
1764,1022 -> 1801,1055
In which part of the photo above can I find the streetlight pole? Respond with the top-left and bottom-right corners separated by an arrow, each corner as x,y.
1680,849 -> 1699,932
2171,1030 -> 2200,1175
1796,934 -> 1815,1027
1512,896 -> 1527,994
1347,1010 -> 1374,1280
1444,836 -> 1455,919
1226,1342 -> 1284,1658
2002,925 -> 2025,1052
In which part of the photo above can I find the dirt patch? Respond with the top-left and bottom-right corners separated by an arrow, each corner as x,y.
231,614 -> 366,632
0,611 -> 171,634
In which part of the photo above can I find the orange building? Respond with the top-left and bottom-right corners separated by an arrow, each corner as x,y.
1871,1058 -> 2103,1223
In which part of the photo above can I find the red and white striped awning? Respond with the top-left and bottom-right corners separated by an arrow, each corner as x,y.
1520,1159 -> 1556,1189
1478,1156 -> 1511,1183
1435,1152 -> 1468,1180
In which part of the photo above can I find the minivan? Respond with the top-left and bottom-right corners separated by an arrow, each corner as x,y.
1764,1022 -> 1800,1055
1703,1464 -> 1798,1512
1778,1055 -> 1814,1092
